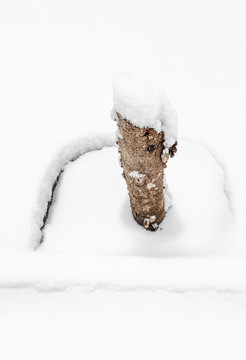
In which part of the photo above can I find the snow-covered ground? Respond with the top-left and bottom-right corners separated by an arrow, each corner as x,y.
1,288 -> 246,360
1,0 -> 246,358
40,142 -> 232,257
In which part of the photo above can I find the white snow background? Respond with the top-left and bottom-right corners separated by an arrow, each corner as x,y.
1,0 -> 246,358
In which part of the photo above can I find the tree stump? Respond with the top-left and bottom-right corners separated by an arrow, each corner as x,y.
117,112 -> 168,231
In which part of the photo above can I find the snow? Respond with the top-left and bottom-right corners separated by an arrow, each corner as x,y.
112,72 -> 178,148
31,133 -> 115,249
1,288 -> 246,360
39,140 -> 232,256
146,182 -> 155,189
129,170 -> 146,178
1,0 -> 246,358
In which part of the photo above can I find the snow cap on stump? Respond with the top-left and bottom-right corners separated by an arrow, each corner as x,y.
112,72 -> 178,148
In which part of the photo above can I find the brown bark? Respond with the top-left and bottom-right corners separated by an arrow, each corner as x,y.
117,112 -> 168,231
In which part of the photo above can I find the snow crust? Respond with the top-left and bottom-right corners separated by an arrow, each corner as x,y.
112,73 -> 178,148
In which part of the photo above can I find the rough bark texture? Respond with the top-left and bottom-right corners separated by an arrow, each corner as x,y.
117,112 -> 167,231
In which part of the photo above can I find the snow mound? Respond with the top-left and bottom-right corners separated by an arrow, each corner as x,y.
112,73 -> 178,148
31,133 -> 116,250
39,139 -> 232,256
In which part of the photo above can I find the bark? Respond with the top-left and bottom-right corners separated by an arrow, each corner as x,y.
117,112 -> 168,231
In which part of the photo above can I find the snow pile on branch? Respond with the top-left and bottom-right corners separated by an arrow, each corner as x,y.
112,73 -> 178,148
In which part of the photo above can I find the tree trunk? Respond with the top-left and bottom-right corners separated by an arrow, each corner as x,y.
117,112 -> 167,231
